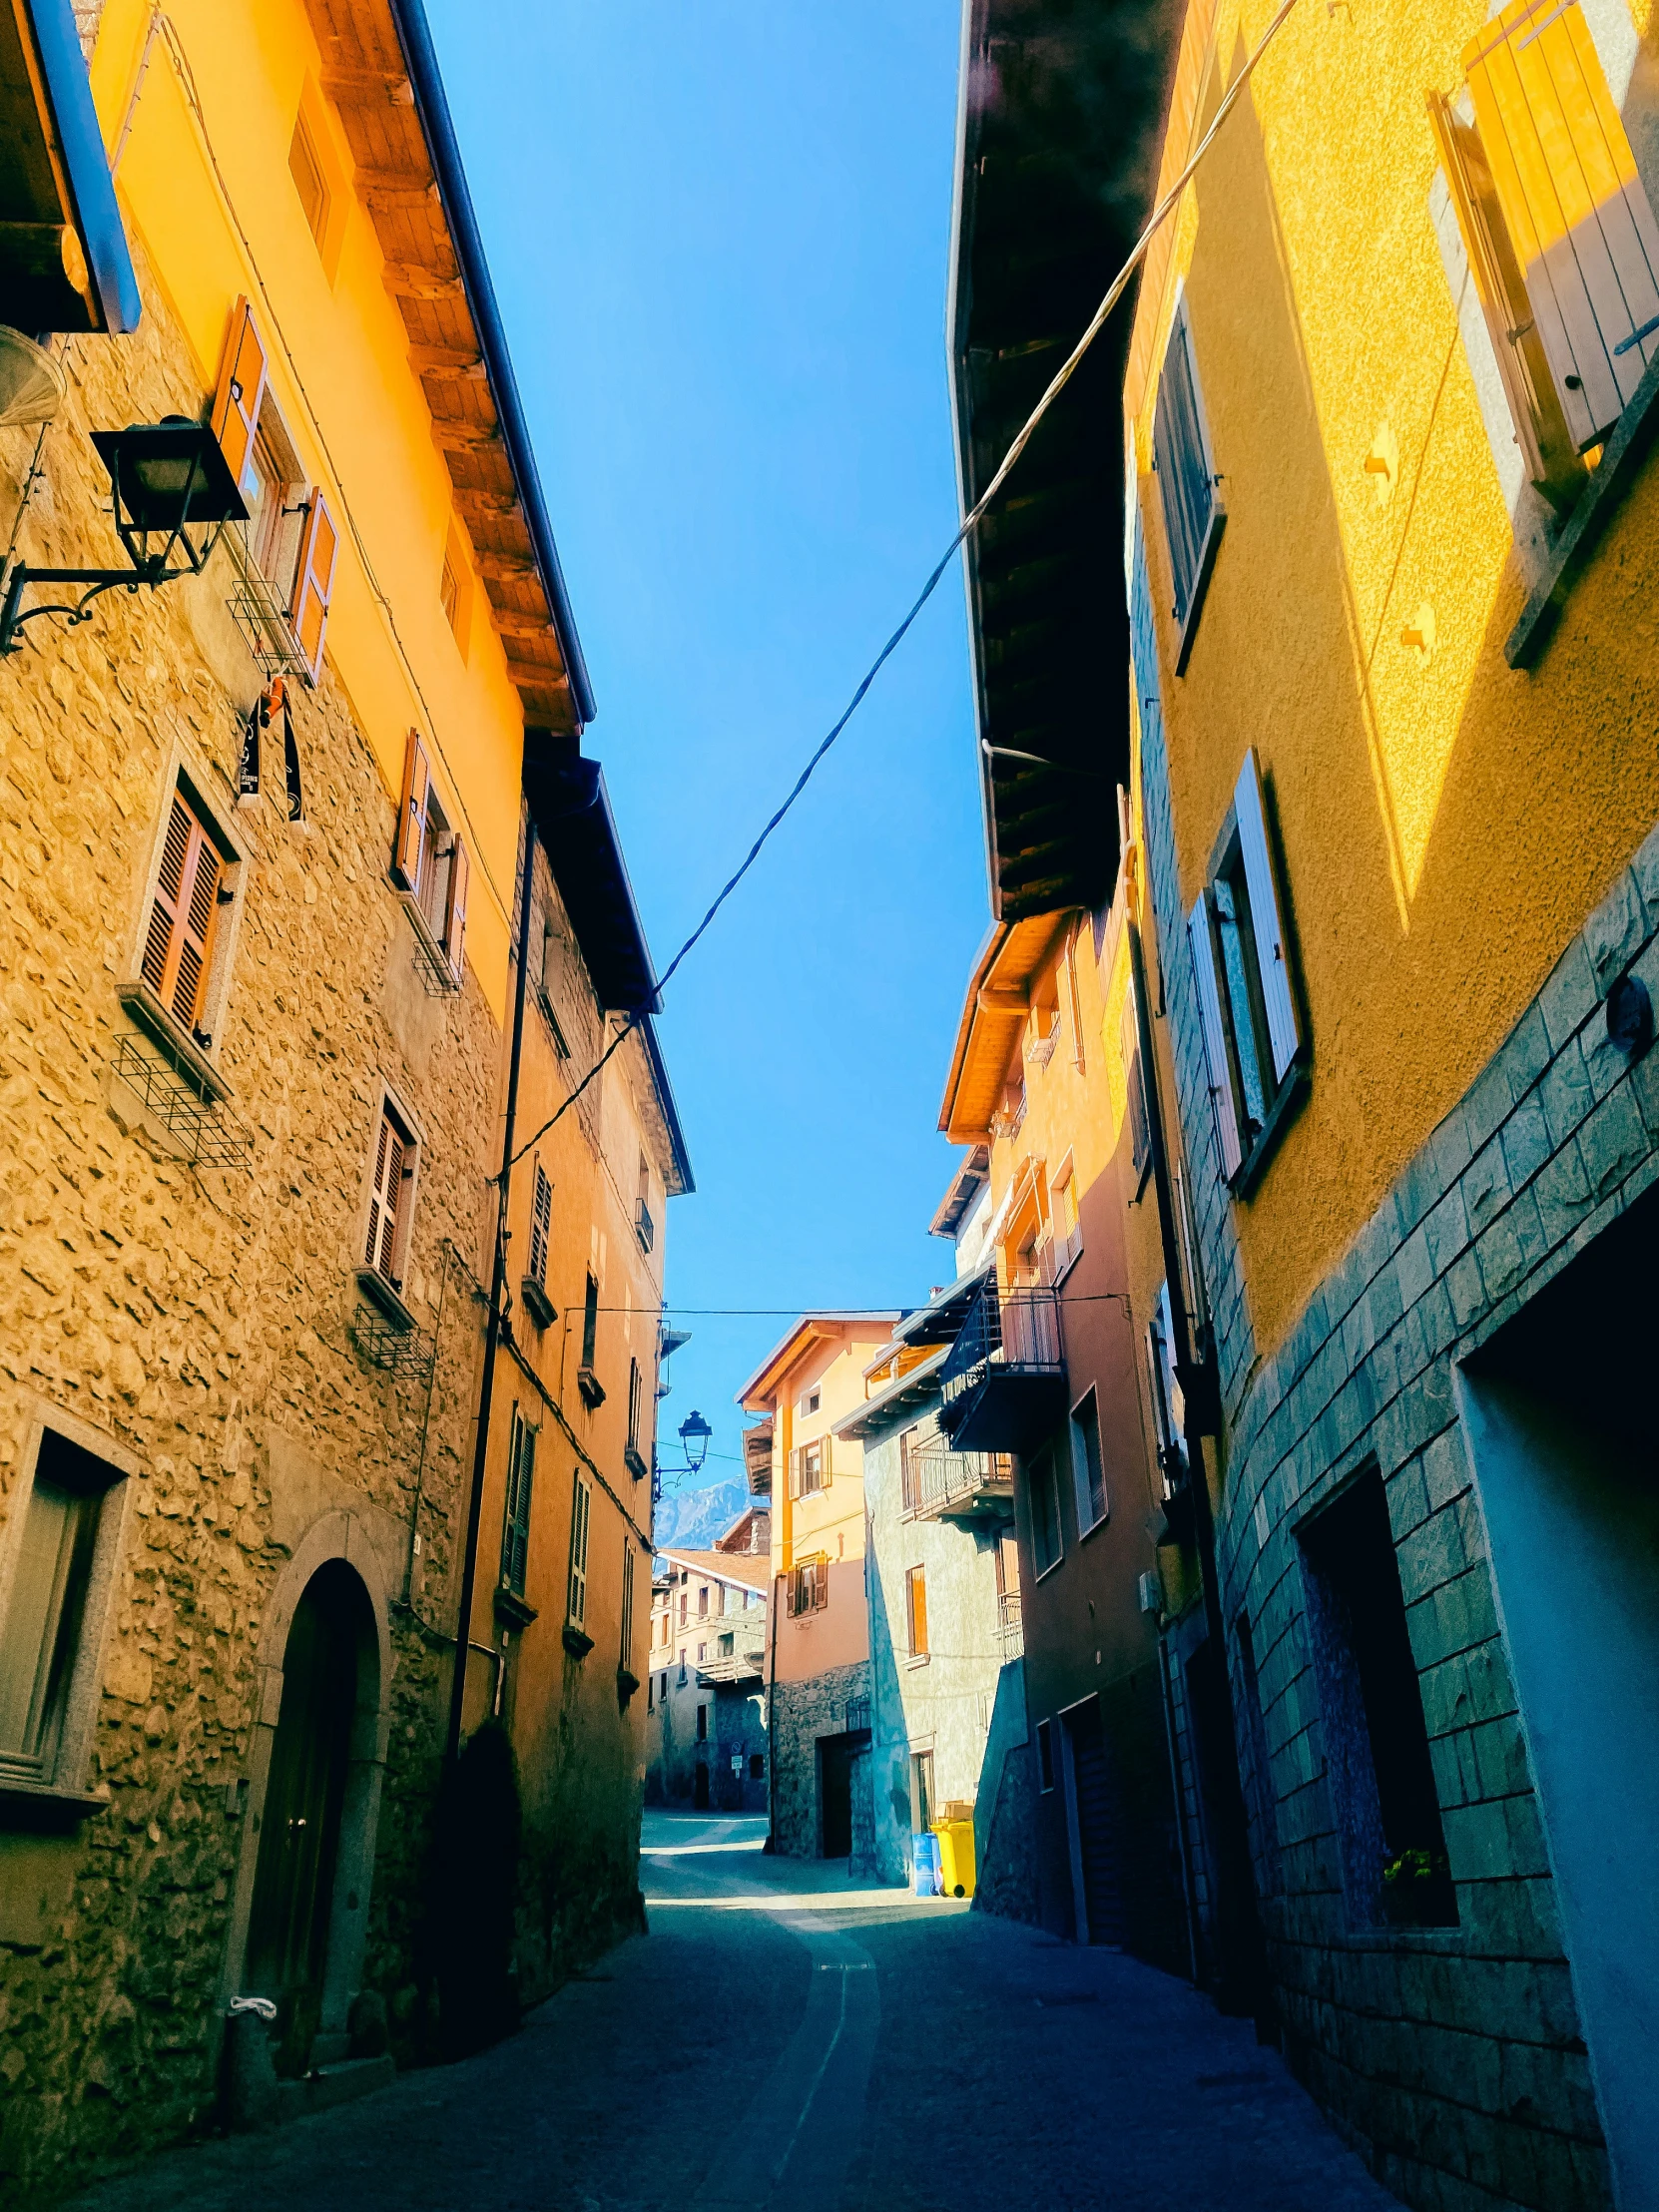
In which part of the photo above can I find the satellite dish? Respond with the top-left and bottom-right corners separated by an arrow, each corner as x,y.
0,326 -> 64,430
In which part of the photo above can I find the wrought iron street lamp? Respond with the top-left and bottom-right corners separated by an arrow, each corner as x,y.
0,413 -> 247,655
678,1409 -> 712,1475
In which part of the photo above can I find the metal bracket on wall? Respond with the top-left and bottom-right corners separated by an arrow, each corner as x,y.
111,1035 -> 255,1170
348,1306 -> 436,1382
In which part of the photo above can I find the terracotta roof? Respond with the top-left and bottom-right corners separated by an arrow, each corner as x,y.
937,914 -> 1069,1145
658,1548 -> 771,1596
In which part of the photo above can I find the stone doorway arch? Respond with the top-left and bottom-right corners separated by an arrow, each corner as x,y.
219,1511 -> 391,2075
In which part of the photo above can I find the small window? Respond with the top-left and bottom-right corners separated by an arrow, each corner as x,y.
1298,1469 -> 1455,1930
567,1474 -> 591,1629
621,1542 -> 636,1668
536,918 -> 571,1057
1152,291 -> 1224,665
718,1631 -> 733,1656
499,1405 -> 535,1599
678,1591 -> 687,1627
696,1704 -> 708,1742
1187,749 -> 1303,1189
138,787 -> 229,1045
1146,1283 -> 1188,1487
801,1388 -> 821,1416
792,1437 -> 830,1497
661,1671 -> 670,1701
1069,1389 -> 1108,1536
1035,1717 -> 1056,1793
581,1274 -> 600,1372
1027,1442 -> 1063,1577
788,1556 -> 829,1615
288,111 -> 329,249
647,1675 -> 654,1713
627,1357 -> 644,1453
698,1583 -> 709,1620
0,1430 -> 123,1789
909,1749 -> 935,1833
528,1161 -> 553,1290
905,1565 -> 929,1657
1050,1160 -> 1082,1281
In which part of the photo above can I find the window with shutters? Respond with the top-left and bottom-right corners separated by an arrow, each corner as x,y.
137,787 -> 229,1046
362,1097 -> 417,1294
1187,749 -> 1305,1194
1146,1282 -> 1189,1486
123,773 -> 247,1081
621,1543 -> 636,1669
390,733 -> 468,988
625,1357 -> 648,1479
498,1405 -> 536,1604
792,1436 -> 829,1497
567,1475 -> 592,1630
0,1426 -> 128,1795
210,298 -> 337,685
1430,0 -> 1659,518
521,1160 -> 555,1331
1027,1441 -> 1064,1578
788,1555 -> 829,1616
1152,292 -> 1225,668
905,1565 -> 929,1658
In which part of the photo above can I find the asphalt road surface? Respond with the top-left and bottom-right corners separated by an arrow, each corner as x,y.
60,1811 -> 1396,2212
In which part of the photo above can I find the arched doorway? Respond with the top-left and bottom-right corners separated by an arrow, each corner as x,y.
244,1560 -> 374,2073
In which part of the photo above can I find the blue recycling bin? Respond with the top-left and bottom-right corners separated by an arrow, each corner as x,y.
911,1831 -> 942,1897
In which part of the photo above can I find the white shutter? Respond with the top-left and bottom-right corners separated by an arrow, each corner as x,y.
1233,750 -> 1301,1085
1467,0 -> 1659,446
788,1448 -> 801,1499
1187,889 -> 1243,1180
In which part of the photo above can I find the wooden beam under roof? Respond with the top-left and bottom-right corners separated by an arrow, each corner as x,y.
507,659 -> 569,692
430,419 -> 499,453
320,66 -> 414,106
363,174 -> 441,214
490,611 -> 557,640
380,261 -> 463,300
454,485 -> 519,517
408,342 -> 486,379
475,551 -> 536,582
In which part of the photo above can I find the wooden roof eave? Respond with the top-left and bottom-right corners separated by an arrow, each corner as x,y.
300,0 -> 588,733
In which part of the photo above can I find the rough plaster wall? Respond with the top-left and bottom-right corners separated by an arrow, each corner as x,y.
0,258 -> 497,2194
770,1662 -> 867,1861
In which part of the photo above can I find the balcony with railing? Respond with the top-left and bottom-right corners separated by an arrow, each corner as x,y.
996,1591 -> 1024,1663
899,1432 -> 1014,1524
938,1279 -> 1068,1454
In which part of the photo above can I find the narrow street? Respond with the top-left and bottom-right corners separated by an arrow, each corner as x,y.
60,1814 -> 1392,2212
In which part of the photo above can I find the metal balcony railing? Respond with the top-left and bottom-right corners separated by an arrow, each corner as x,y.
938,1279 -> 1067,1453
899,1436 -> 1014,1522
996,1591 -> 1024,1662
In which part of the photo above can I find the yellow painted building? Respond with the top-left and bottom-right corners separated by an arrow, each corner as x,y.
1120,0 -> 1659,2201
0,0 -> 679,2188
738,1313 -> 894,1858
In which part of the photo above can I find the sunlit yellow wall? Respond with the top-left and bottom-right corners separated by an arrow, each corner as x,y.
90,0 -> 527,1020
1126,0 -> 1659,1359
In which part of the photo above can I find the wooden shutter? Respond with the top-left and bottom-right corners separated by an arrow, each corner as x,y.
500,1409 -> 534,1596
788,1448 -> 801,1499
820,1432 -> 832,1487
528,1162 -> 552,1287
288,491 -> 338,686
909,1567 -> 928,1655
622,1544 -> 635,1663
1152,296 -> 1220,634
364,1108 -> 406,1280
140,792 -> 223,1034
1427,91 -> 1584,507
1465,0 -> 1659,448
211,297 -> 269,496
568,1477 -> 590,1626
392,731 -> 430,891
814,1556 -> 830,1612
1187,888 -> 1244,1180
1233,750 -> 1302,1085
442,834 -> 468,982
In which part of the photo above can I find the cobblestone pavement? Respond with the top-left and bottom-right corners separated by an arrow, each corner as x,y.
60,1813 -> 1397,2212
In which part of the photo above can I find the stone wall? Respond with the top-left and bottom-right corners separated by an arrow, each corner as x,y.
1132,544 -> 1659,2208
0,250 -> 496,2195
770,1661 -> 868,1860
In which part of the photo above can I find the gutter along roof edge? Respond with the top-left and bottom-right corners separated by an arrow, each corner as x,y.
388,0 -> 597,727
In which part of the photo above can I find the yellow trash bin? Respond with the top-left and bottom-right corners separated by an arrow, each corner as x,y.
931,1816 -> 976,1899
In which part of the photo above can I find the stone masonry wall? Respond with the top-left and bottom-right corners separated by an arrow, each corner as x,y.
1131,527 -> 1659,2208
771,1661 -> 868,1860
0,251 -> 497,2193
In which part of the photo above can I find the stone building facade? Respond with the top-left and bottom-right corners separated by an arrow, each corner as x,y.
0,0 -> 679,2194
644,1545 -> 768,1813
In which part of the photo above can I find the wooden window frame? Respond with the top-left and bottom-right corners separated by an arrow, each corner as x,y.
567,1474 -> 592,1630
1069,1385 -> 1109,1539
498,1404 -> 536,1604
119,753 -> 249,1097
1152,289 -> 1226,671
0,1404 -> 139,1810
358,1087 -> 421,1307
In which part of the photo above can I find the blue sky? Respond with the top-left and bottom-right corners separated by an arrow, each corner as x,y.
428,2 -> 988,1501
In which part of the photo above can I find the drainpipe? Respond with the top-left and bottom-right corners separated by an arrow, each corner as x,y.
764,1568 -> 782,1853
444,810 -> 536,1764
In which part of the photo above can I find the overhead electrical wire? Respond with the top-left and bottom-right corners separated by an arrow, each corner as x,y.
506,0 -> 1304,1181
